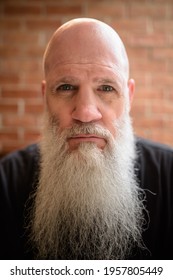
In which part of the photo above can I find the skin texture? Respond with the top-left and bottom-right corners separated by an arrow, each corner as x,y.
42,18 -> 135,150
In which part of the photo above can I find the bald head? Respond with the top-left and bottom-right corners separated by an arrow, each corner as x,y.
43,18 -> 129,81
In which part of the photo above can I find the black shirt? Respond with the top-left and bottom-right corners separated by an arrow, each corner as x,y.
0,137 -> 173,259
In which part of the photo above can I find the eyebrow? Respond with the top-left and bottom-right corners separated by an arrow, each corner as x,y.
93,77 -> 118,84
54,76 -> 119,84
53,76 -> 80,84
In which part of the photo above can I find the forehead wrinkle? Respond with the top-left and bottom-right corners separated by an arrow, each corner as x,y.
46,62 -> 127,83
46,61 -> 124,74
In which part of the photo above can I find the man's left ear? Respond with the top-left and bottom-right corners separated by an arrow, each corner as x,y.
128,79 -> 135,109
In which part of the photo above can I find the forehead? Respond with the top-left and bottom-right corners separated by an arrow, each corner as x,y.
46,63 -> 126,92
44,22 -> 128,80
46,42 -> 123,74
47,63 -> 124,81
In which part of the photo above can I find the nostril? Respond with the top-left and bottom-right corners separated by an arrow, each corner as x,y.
72,104 -> 102,123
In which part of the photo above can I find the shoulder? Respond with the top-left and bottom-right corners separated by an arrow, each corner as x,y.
135,137 -> 173,192
135,138 -> 173,259
0,144 -> 40,203
0,143 -> 39,167
136,137 -> 173,167
0,144 -> 40,179
136,136 -> 173,155
0,144 -> 39,259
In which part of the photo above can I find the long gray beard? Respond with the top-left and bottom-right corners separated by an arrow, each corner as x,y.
30,113 -> 146,259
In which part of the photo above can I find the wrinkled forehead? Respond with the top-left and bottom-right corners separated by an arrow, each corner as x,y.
43,20 -> 129,80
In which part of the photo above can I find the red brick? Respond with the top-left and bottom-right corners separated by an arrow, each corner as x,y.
0,103 -> 18,113
23,72 -> 43,85
0,19 -> 21,30
111,19 -> 148,35
153,20 -> 173,33
25,19 -> 61,30
127,47 -> 149,60
3,115 -> 38,128
1,88 -> 41,99
151,0 -> 173,3
3,32 -> 40,45
151,102 -> 173,114
150,130 -> 173,146
0,131 -> 18,141
0,46 -> 21,57
133,117 -> 166,129
24,131 -> 41,142
88,3 -> 125,17
1,59 -> 42,73
0,74 -> 19,85
24,46 -> 45,57
62,0 -> 100,3
46,5 -> 82,15
167,62 -> 173,72
0,144 -> 23,157
131,100 -> 148,115
4,4 -> 42,16
129,3 -> 167,19
151,75 -> 173,87
130,59 -> 167,73
130,75 -> 149,88
25,103 -> 44,114
167,90 -> 173,102
152,48 -> 173,60
135,89 -> 164,100
129,33 -> 168,48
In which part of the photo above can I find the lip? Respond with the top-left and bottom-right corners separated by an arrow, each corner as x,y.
68,134 -> 104,141
67,134 -> 106,150
69,134 -> 102,139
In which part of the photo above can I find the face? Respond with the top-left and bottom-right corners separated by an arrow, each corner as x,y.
42,20 -> 135,151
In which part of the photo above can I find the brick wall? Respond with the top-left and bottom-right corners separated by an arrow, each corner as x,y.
0,0 -> 173,157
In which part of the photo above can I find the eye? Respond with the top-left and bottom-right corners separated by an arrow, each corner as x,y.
98,85 -> 115,92
56,84 -> 76,91
51,83 -> 78,95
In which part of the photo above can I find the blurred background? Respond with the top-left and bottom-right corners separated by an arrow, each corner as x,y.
0,0 -> 173,157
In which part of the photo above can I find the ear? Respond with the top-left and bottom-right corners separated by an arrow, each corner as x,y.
128,78 -> 135,109
41,80 -> 46,98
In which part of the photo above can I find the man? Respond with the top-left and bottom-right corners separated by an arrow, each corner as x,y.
0,18 -> 173,260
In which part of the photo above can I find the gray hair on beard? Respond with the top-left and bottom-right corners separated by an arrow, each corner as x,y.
29,112 -> 146,259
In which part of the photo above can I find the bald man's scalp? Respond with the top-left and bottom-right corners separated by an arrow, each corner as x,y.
43,18 -> 129,80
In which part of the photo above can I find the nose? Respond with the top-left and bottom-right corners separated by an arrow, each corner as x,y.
72,88 -> 102,123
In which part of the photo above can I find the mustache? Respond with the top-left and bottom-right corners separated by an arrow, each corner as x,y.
49,115 -> 112,141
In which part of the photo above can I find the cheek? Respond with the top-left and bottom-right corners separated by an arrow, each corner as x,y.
103,99 -> 125,137
46,96 -> 73,129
